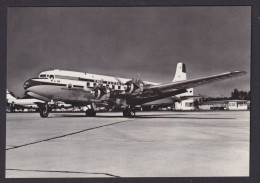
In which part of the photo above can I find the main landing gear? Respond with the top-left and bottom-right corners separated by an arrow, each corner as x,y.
85,109 -> 96,117
39,103 -> 51,118
85,104 -> 96,117
123,106 -> 136,118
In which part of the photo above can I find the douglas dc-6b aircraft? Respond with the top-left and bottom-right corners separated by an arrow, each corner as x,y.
23,63 -> 246,118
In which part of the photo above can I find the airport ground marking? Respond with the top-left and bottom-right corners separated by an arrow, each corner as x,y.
6,119 -> 133,151
6,168 -> 121,178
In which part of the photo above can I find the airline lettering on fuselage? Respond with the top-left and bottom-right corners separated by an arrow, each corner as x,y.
47,76 -> 122,90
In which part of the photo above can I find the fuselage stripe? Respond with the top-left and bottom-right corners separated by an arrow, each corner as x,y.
73,85 -> 84,88
78,78 -> 95,82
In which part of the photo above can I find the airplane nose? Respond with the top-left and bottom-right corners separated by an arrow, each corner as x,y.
23,79 -> 31,90
23,79 -> 37,90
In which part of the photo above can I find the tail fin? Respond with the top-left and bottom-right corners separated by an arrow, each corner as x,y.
172,64 -> 194,98
172,62 -> 186,82
6,90 -> 16,100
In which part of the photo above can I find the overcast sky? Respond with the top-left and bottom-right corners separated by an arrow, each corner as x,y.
7,7 -> 251,98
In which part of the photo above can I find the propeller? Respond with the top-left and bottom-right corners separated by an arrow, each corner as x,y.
115,76 -> 124,85
125,78 -> 144,94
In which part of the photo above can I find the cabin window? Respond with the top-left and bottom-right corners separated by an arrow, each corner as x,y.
50,75 -> 54,80
87,82 -> 90,87
112,85 -> 115,90
93,83 -> 96,86
118,86 -> 121,90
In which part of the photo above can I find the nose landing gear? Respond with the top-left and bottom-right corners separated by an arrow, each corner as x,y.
39,103 -> 51,118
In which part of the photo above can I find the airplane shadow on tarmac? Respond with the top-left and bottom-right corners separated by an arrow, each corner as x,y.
134,116 -> 236,120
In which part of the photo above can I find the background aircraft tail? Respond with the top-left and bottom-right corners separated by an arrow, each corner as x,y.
172,62 -> 187,82
6,90 -> 16,101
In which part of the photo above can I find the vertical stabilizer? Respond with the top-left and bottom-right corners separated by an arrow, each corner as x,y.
6,90 -> 16,101
172,62 -> 186,82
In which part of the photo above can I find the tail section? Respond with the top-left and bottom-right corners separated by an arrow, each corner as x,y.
172,63 -> 193,96
6,90 -> 16,101
172,62 -> 186,82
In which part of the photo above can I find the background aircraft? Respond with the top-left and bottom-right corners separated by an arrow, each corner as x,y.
6,90 -> 44,112
7,90 -> 72,112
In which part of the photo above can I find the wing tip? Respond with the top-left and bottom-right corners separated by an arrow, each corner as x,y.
231,71 -> 247,76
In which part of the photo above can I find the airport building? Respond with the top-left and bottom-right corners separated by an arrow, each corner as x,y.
174,88 -> 195,110
226,100 -> 249,110
174,99 -> 195,110
199,100 -> 249,110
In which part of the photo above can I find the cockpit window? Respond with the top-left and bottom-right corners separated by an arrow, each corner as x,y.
39,74 -> 47,78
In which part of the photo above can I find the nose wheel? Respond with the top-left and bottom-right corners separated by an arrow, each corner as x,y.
123,106 -> 136,117
39,103 -> 50,118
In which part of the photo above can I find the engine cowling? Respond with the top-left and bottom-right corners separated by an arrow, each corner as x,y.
92,88 -> 111,100
125,83 -> 135,94
125,79 -> 144,94
94,89 -> 102,99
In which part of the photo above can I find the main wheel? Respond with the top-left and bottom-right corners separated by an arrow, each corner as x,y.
123,109 -> 128,117
92,111 -> 96,117
85,109 -> 96,117
123,108 -> 135,118
129,109 -> 135,117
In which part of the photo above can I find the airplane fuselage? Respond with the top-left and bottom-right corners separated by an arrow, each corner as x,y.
24,69 -> 158,105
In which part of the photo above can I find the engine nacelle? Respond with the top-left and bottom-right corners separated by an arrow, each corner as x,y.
91,89 -> 101,100
92,89 -> 110,100
125,83 -> 135,94
125,79 -> 144,94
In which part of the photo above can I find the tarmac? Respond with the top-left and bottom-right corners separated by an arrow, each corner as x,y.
5,111 -> 250,178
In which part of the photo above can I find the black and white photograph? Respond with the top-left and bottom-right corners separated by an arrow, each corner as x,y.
5,6 -> 251,178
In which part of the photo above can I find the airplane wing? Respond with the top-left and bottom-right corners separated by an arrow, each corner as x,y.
149,71 -> 246,91
123,71 -> 246,105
